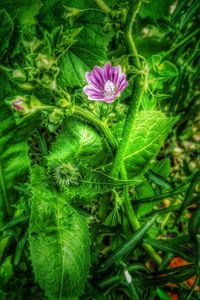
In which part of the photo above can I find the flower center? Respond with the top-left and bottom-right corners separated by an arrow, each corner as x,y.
104,80 -> 115,98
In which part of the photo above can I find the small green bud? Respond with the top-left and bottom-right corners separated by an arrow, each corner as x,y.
63,6 -> 81,19
12,69 -> 26,82
48,109 -> 64,124
36,54 -> 55,70
57,95 -> 71,107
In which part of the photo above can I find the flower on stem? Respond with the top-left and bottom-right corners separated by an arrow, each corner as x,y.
83,63 -> 128,103
12,99 -> 24,111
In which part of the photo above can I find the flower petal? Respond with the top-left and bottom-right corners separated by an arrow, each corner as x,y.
117,75 -> 128,92
110,65 -> 122,85
85,72 -> 103,90
92,66 -> 106,86
83,86 -> 104,100
102,63 -> 112,82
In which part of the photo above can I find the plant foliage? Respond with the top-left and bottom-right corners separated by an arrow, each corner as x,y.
0,0 -> 199,300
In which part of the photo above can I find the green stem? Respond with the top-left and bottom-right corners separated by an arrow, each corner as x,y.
163,27 -> 200,58
111,75 -> 145,178
93,0 -> 111,14
111,0 -> 144,179
121,164 -> 162,265
73,106 -> 117,150
124,0 -> 143,68
121,164 -> 139,230
35,128 -> 48,157
110,0 -> 161,265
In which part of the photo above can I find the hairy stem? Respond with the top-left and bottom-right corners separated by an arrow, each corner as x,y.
124,0 -> 143,68
111,0 -> 144,179
93,0 -> 111,14
111,75 -> 145,178
110,0 -> 162,265
73,106 -> 117,150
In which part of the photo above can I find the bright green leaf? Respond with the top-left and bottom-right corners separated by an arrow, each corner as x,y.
58,25 -> 112,88
158,61 -> 179,77
29,166 -> 90,299
124,111 -> 177,177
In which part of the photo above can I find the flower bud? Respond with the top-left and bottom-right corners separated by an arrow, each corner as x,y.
36,54 -> 54,70
63,6 -> 81,19
48,109 -> 64,124
12,69 -> 26,82
57,96 -> 71,108
12,99 -> 24,111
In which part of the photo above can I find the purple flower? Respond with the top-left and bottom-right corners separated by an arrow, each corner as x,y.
83,63 -> 128,103
12,99 -> 24,111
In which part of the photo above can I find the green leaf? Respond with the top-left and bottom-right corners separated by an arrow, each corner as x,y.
146,264 -> 196,285
156,288 -> 172,300
14,231 -> 28,266
100,215 -> 157,272
0,9 -> 14,58
58,25 -> 112,88
0,99 -> 40,218
171,0 -> 188,21
180,0 -> 200,29
48,118 -> 104,167
148,54 -> 162,70
124,111 -> 177,177
44,26 -> 83,57
189,208 -> 200,239
144,238 -> 195,262
175,170 -> 200,223
139,0 -> 174,20
0,256 -> 13,288
47,119 -> 142,201
145,169 -> 173,190
0,0 -> 42,27
29,166 -> 90,299
158,61 -> 179,77
0,215 -> 29,232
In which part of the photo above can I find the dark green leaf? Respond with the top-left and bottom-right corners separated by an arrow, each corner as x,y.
180,0 -> 200,29
145,264 -> 196,285
0,215 -> 29,232
14,231 -> 28,265
0,0 -> 42,27
0,9 -> 13,58
144,238 -> 195,262
175,170 -> 200,222
100,215 -> 157,272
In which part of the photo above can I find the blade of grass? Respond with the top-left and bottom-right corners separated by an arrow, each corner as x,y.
145,169 -> 173,190
144,238 -> 195,262
99,215 -> 157,272
0,215 -> 29,232
14,231 -> 28,265
175,170 -> 200,223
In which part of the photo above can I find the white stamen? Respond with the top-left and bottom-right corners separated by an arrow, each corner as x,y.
104,80 -> 115,97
